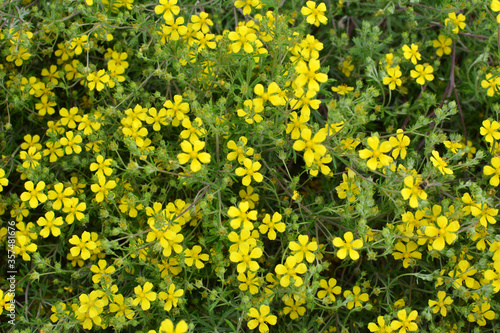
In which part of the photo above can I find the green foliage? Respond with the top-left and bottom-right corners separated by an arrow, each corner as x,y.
1,0 -> 500,332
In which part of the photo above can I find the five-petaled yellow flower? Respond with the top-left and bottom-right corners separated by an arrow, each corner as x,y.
410,64 -> 434,85
390,309 -> 418,332
301,1 -> 328,27
177,139 -> 211,172
424,215 -> 460,251
402,44 -> 421,65
332,232 -> 363,260
430,150 -> 453,175
235,158 -> 263,186
445,12 -> 466,34
401,175 -> 427,208
383,66 -> 403,90
87,69 -> 109,91
132,282 -> 157,311
20,181 -> 47,208
358,136 -> 393,170
428,291 -> 453,317
432,35 -> 452,57
247,304 -> 277,333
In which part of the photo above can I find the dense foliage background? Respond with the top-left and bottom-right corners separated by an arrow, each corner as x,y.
1,0 -> 500,332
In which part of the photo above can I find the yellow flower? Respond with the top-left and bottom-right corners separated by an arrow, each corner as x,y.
59,107 -> 82,129
402,44 -> 421,65
389,129 -> 410,159
275,256 -> 307,287
480,119 -> 500,143
247,305 -> 277,333
228,201 -> 258,230
390,309 -> 418,332
19,146 -> 41,169
428,291 -> 453,317
69,231 -> 96,260
292,127 -> 327,167
20,181 -> 47,208
154,0 -> 180,22
471,203 -> 498,227
230,241 -> 262,273
392,241 -> 421,268
317,278 -> 342,301
253,82 -> 285,106
70,35 -> 88,55
332,232 -> 363,260
6,45 -> 31,66
161,17 -> 188,41
158,283 -> 184,311
234,0 -> 261,15
13,234 -> 37,261
90,155 -> 114,178
343,286 -> 369,309
41,65 -> 60,85
164,95 -> 190,126
289,234 -> 317,263
430,150 -> 453,175
335,172 -> 360,202
401,175 -> 427,208
36,211 -> 63,238
432,35 -> 452,57
331,84 -> 354,95
59,131 -> 83,155
424,215 -> 460,251
147,107 -> 169,131
108,294 -> 134,320
177,139 -> 211,172
301,1 -> 328,27
87,69 -> 110,91
228,26 -> 257,53
235,158 -> 263,186
383,66 -> 403,90
237,271 -> 260,294
467,300 -> 495,326
286,111 -> 310,140
339,58 -> 355,77
484,157 -> 500,186
190,12 -> 214,34
62,197 -> 86,224
368,316 -> 393,333
410,64 -> 434,85
444,139 -> 464,153
90,259 -> 115,284
492,0 -> 500,24
132,282 -> 157,310
227,137 -> 254,163
159,319 -> 188,333
445,12 -> 466,34
239,186 -> 259,208
77,290 -> 107,319
481,73 -> 500,97
295,58 -> 328,91
0,168 -> 8,192
35,95 -> 57,116
358,136 -> 393,170
184,245 -> 209,269
283,294 -> 306,320
91,176 -> 116,203
258,212 -> 285,240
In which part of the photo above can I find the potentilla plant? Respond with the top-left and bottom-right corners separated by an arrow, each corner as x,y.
0,0 -> 500,332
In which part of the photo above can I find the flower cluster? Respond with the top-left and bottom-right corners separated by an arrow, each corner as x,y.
1,0 -> 500,332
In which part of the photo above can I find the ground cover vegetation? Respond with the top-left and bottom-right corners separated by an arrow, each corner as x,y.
1,0 -> 500,332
